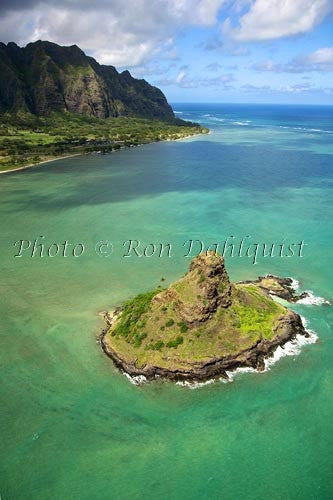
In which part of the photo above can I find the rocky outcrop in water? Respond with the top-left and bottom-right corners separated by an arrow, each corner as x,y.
239,275 -> 309,302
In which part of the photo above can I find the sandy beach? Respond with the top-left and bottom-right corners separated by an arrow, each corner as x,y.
0,153 -> 82,175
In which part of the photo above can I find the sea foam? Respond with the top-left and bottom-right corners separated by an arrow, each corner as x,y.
176,378 -> 217,389
122,304 -> 319,388
297,291 -> 331,306
124,321 -> 318,388
225,324 -> 318,382
176,315 -> 318,388
288,277 -> 330,306
123,373 -> 148,385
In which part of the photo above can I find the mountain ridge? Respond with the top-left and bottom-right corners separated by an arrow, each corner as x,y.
0,40 -> 174,120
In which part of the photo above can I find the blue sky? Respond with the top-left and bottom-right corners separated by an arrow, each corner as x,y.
130,4 -> 333,105
1,0 -> 332,104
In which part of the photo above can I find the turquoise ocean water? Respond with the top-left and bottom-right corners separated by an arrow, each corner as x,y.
1,103 -> 333,499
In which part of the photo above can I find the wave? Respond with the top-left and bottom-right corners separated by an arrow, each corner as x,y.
176,320 -> 318,389
123,315 -> 318,388
288,276 -> 331,306
124,373 -> 148,385
201,115 -> 225,122
197,117 -> 333,135
202,116 -> 251,125
176,378 -> 218,389
225,366 -> 257,380
297,291 -> 331,306
233,121 -> 250,126
253,124 -> 333,134
277,125 -> 333,134
264,330 -> 318,370
174,111 -> 183,114
289,277 -> 300,291
178,315 -> 318,388
176,327 -> 318,389
226,326 -> 318,382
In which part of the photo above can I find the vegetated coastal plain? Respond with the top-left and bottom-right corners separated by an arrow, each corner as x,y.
0,112 -> 208,173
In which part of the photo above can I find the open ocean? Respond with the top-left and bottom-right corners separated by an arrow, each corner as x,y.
1,103 -> 333,499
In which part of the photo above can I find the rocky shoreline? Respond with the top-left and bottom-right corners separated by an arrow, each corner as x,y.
238,275 -> 308,302
99,304 -> 309,383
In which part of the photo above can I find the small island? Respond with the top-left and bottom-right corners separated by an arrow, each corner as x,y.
100,253 -> 309,382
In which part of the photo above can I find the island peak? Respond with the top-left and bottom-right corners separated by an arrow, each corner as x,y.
152,252 -> 232,325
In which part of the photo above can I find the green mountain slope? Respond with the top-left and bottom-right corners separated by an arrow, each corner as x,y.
0,40 -> 174,120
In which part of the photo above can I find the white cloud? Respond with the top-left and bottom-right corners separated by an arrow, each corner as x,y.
224,0 -> 333,41
175,0 -> 225,25
202,34 -> 250,55
176,67 -> 188,84
156,68 -> 234,88
307,47 -> 333,64
253,47 -> 333,73
129,62 -> 177,78
241,82 -> 333,95
206,62 -> 223,71
0,0 -> 226,67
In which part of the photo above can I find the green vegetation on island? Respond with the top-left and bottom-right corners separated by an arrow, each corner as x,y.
101,253 -> 307,381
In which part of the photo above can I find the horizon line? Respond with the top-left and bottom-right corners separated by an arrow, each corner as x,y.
170,101 -> 333,107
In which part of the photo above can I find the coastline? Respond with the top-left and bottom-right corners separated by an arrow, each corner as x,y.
0,130 -> 207,175
177,327 -> 318,389
173,131 -> 208,141
0,152 -> 83,175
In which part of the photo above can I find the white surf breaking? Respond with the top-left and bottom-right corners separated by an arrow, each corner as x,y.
121,305 -> 319,388
287,277 -> 330,306
263,329 -> 318,371
289,277 -> 300,291
297,291 -> 331,306
176,316 -> 318,389
233,121 -> 250,126
195,117 -> 333,135
225,322 -> 318,382
124,326 -> 318,388
123,373 -> 148,386
176,378 -> 217,389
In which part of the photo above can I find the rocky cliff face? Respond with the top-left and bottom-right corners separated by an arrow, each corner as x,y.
152,253 -> 233,324
0,41 -> 174,120
189,253 -> 233,309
